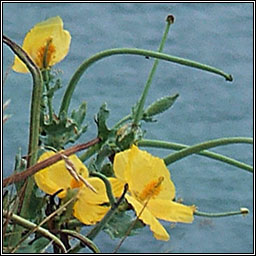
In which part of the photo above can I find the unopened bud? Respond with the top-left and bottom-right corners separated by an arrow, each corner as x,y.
144,93 -> 179,118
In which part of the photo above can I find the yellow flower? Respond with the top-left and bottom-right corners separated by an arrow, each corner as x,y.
112,145 -> 195,241
12,16 -> 71,73
34,151 -> 119,225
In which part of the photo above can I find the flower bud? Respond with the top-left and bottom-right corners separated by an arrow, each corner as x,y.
144,93 -> 179,118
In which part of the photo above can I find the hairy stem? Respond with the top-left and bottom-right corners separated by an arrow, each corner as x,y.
59,48 -> 232,116
138,139 -> 253,173
195,208 -> 249,218
163,137 -> 253,167
133,14 -> 174,126
3,35 -> 43,220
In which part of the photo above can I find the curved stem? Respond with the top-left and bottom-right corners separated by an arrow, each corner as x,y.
138,139 -> 253,173
10,197 -> 76,253
195,208 -> 249,218
59,48 -> 232,116
113,114 -> 132,130
61,229 -> 100,253
133,15 -> 173,126
3,210 -> 67,253
162,137 -> 253,167
3,35 -> 43,168
86,184 -> 128,241
3,35 -> 43,220
91,172 -> 116,207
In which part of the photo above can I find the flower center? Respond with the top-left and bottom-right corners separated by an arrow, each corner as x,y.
70,179 -> 84,189
69,167 -> 86,189
138,176 -> 164,202
36,38 -> 56,68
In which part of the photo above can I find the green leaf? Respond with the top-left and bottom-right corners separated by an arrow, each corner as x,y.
15,237 -> 50,253
25,184 -> 45,221
116,129 -> 135,150
94,144 -> 114,171
95,103 -> 111,141
58,188 -> 78,226
41,102 -> 87,149
101,163 -> 114,177
71,101 -> 87,127
46,78 -> 62,98
103,211 -> 144,239
115,123 -> 144,150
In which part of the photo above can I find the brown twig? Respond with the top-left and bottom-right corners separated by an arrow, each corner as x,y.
61,154 -> 97,193
3,137 -> 100,187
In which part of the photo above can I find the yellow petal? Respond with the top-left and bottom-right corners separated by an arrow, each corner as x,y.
113,147 -> 130,182
73,200 -> 109,225
77,177 -> 109,204
73,177 -> 113,225
116,145 -> 175,200
147,199 -> 194,223
12,16 -> 71,73
34,151 -> 88,198
108,177 -> 126,198
77,177 -> 127,205
125,194 -> 170,241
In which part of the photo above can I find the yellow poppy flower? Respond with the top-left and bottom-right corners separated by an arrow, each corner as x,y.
112,145 -> 195,241
34,151 -> 120,225
73,177 -> 121,225
35,151 -> 89,198
12,16 -> 71,73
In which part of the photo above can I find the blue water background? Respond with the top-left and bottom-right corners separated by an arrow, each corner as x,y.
3,3 -> 253,253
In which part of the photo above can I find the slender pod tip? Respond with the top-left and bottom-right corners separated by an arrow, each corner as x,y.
166,14 -> 175,24
240,208 -> 249,216
226,74 -> 233,82
173,93 -> 179,99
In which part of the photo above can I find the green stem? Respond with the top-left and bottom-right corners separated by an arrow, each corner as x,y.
59,48 -> 232,116
11,197 -> 76,253
86,184 -> 128,241
138,139 -> 253,173
91,172 -> 116,207
3,210 -> 67,253
42,69 -> 53,123
86,211 -> 113,241
42,39 -> 55,123
42,39 -> 52,69
133,15 -> 174,126
79,143 -> 101,162
61,229 -> 100,253
194,208 -> 249,218
162,137 -> 253,167
113,114 -> 132,129
66,219 -> 83,229
66,184 -> 128,253
3,35 -> 43,217
3,35 -> 43,167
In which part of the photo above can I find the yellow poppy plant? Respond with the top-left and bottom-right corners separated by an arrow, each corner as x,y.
112,145 -> 195,241
34,151 -> 120,225
12,16 -> 71,73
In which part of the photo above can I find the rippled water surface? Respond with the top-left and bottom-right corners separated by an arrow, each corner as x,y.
3,3 -> 253,253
